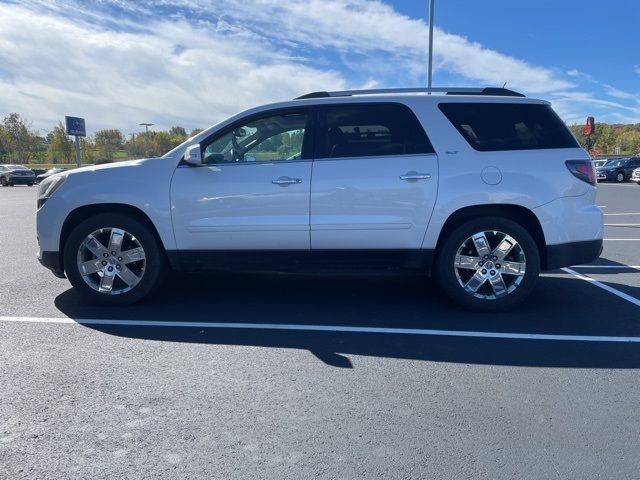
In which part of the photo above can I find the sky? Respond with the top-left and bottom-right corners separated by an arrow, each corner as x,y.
0,0 -> 639,136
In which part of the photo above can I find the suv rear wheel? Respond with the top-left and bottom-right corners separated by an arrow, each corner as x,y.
63,213 -> 165,305
435,217 -> 540,311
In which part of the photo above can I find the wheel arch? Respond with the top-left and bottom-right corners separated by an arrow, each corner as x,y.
60,203 -> 168,267
435,204 -> 548,268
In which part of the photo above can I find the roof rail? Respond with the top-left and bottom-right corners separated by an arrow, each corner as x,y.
295,87 -> 525,100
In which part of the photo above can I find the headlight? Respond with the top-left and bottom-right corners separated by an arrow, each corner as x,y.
37,174 -> 67,208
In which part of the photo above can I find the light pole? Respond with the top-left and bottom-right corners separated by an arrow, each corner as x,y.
139,123 -> 153,134
427,0 -> 435,90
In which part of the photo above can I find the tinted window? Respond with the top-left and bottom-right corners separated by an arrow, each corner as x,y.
438,103 -> 579,151
202,111 -> 309,164
317,104 -> 434,159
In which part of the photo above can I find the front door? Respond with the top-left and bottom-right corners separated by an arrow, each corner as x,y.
171,108 -> 313,251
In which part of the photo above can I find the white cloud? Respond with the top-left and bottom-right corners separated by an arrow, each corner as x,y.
0,0 -> 634,134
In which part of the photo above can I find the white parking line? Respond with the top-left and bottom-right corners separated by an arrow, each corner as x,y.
571,265 -> 640,271
1,315 -> 640,343
561,268 -> 640,308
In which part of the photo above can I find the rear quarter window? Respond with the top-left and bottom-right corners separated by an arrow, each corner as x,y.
438,103 -> 579,151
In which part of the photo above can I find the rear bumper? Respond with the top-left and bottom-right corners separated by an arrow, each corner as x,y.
38,250 -> 66,278
544,239 -> 603,270
9,176 -> 35,184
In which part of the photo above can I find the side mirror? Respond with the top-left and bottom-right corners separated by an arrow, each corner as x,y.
183,144 -> 202,166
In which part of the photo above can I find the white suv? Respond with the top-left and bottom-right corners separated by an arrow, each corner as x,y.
36,87 -> 603,311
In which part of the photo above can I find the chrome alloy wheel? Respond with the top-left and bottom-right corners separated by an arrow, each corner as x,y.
453,231 -> 526,300
76,227 -> 146,295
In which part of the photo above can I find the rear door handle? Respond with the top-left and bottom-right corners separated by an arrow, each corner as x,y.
272,176 -> 302,186
400,172 -> 431,181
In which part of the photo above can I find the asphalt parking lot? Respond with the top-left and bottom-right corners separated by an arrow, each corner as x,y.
1,183 -> 640,479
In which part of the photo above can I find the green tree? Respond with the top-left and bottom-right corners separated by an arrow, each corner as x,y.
153,131 -> 174,156
3,113 -> 38,162
618,130 -> 640,154
94,129 -> 124,163
169,126 -> 187,138
50,122 -> 74,163
80,137 -> 96,164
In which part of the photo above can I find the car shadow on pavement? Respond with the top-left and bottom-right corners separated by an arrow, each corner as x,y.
54,270 -> 640,369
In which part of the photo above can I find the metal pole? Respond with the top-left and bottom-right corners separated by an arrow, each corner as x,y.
427,0 -> 435,90
74,135 -> 81,167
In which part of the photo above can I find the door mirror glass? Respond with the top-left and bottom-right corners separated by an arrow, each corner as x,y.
183,144 -> 202,165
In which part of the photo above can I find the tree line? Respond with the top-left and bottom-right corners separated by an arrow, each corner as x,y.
569,122 -> 640,156
0,113 -> 203,165
2,112 -> 640,165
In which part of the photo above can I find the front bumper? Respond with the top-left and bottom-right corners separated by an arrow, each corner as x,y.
38,250 -> 65,278
544,239 -> 603,270
631,172 -> 640,182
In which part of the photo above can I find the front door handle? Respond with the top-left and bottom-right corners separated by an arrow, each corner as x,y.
272,176 -> 302,186
400,171 -> 431,181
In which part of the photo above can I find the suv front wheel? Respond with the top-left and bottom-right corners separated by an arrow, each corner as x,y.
63,213 -> 165,305
435,217 -> 540,311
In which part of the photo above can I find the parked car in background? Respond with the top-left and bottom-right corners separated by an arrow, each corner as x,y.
35,168 -> 67,184
593,158 -> 612,168
0,164 -> 35,186
595,157 -> 640,183
632,167 -> 640,185
31,168 -> 48,179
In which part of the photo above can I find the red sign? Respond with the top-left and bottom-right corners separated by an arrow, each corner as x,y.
583,116 -> 595,136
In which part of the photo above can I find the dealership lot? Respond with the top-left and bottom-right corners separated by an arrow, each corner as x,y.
1,184 -> 640,479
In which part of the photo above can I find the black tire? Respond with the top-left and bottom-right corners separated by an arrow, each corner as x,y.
636,182 -> 640,186
435,216 -> 541,311
0,177 -> 6,187
27,183 -> 33,187
616,171 -> 625,183
63,213 -> 165,305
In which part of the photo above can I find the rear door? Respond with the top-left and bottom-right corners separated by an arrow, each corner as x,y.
310,103 -> 438,249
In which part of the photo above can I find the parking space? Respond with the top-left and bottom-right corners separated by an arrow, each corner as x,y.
1,183 -> 640,478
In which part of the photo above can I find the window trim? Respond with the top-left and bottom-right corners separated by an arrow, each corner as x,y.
198,106 -> 316,166
313,102 -> 435,160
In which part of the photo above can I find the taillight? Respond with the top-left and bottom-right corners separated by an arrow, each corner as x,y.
565,160 -> 596,185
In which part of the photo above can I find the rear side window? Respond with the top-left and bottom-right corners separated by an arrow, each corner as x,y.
438,103 -> 579,151
316,103 -> 434,159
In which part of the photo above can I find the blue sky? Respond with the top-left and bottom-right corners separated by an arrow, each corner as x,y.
0,0 -> 638,134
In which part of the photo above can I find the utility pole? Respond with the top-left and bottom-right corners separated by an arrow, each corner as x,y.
427,0 -> 435,90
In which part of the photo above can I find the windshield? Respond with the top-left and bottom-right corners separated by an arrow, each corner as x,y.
606,159 -> 628,168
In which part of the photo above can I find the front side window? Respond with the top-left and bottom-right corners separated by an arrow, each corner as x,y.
438,102 -> 579,151
202,111 -> 309,164
316,103 -> 434,159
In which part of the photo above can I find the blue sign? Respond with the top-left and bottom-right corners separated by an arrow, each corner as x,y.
65,116 -> 86,137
